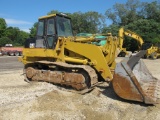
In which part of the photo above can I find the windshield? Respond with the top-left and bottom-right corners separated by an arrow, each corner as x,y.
56,16 -> 73,37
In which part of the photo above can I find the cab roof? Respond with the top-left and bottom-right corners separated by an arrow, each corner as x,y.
39,14 -> 56,20
39,13 -> 69,20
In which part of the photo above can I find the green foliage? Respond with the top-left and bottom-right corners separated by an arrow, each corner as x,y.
141,1 -> 160,22
0,37 -> 12,46
68,11 -> 105,34
120,18 -> 160,51
4,27 -> 19,41
67,12 -> 88,34
0,19 -> 29,47
125,19 -> 160,42
13,30 -> 29,46
84,11 -> 105,33
0,18 -> 7,38
102,24 -> 119,35
105,0 -> 142,26
0,18 -> 6,29
152,35 -> 160,44
30,22 -> 38,37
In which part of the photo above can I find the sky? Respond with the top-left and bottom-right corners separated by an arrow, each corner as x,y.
0,0 -> 155,33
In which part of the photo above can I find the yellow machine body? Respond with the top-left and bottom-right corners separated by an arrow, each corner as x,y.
145,44 -> 160,59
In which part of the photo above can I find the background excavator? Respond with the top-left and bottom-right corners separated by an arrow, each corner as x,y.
145,43 -> 160,59
117,27 -> 144,57
118,27 -> 160,59
19,13 -> 160,104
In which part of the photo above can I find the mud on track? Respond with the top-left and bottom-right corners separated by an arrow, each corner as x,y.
0,57 -> 160,120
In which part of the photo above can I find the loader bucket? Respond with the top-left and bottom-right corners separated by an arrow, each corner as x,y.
113,50 -> 160,104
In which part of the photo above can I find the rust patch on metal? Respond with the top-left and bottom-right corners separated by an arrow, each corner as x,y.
113,57 -> 160,104
113,73 -> 160,104
63,73 -> 85,84
26,67 -> 35,79
113,73 -> 144,102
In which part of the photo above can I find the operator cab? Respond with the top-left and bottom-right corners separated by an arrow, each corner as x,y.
25,14 -> 73,49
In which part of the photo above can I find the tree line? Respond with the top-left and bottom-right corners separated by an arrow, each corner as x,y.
1,0 -> 160,51
0,18 -> 29,47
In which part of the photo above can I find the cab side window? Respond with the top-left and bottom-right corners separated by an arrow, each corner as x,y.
47,19 -> 55,35
46,19 -> 56,49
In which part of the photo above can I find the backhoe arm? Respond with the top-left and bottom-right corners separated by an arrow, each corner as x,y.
119,27 -> 144,50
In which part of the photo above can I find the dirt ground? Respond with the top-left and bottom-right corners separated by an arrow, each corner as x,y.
0,56 -> 160,120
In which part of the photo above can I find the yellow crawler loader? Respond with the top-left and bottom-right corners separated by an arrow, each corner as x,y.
19,14 -> 160,104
